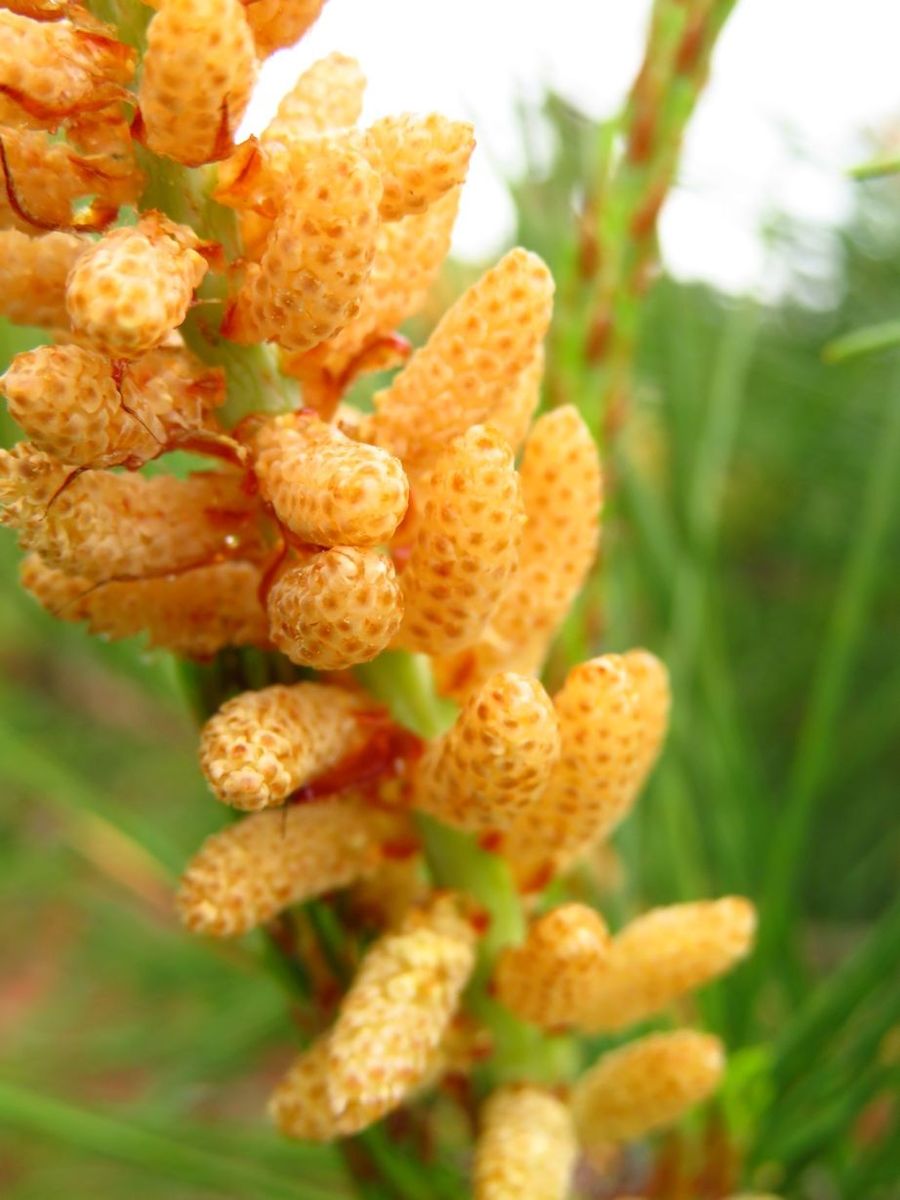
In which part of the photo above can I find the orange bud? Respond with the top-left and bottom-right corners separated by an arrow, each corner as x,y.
396,425 -> 524,656
366,248 -> 553,471
66,213 -> 207,357
228,136 -> 381,352
415,672 -> 559,833
253,412 -> 408,548
578,898 -> 756,1032
1,345 -> 223,468
244,0 -> 326,58
436,405 -> 601,695
199,681 -> 369,810
178,796 -> 407,936
262,52 -> 365,144
325,895 -> 476,1125
493,905 -> 611,1029
0,10 -> 133,129
364,112 -> 474,221
500,652 -> 669,888
0,447 -> 261,581
572,1030 -> 725,1143
139,0 -> 256,166
283,187 -> 460,399
0,230 -> 87,329
474,1086 -> 577,1200
267,547 -> 404,670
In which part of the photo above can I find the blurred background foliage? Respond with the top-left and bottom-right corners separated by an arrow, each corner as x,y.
2,46 -> 900,1200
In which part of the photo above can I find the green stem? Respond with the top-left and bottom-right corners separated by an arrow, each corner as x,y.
417,815 -> 524,957
848,154 -> 900,181
354,651 -> 457,739
419,815 -> 577,1085
87,0 -> 152,50
358,652 -> 577,1085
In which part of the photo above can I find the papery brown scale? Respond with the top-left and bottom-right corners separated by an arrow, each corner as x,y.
0,11 -> 134,129
675,11 -> 709,75
0,447 -> 264,582
0,125 -> 141,233
290,717 -> 422,807
213,137 -> 275,216
21,553 -> 269,657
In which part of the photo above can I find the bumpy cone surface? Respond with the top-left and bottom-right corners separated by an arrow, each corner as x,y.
268,547 -> 404,670
474,1086 -> 578,1200
415,671 -> 560,833
199,682 -> 370,810
396,425 -> 524,655
178,797 -> 409,936
571,1030 -> 725,1143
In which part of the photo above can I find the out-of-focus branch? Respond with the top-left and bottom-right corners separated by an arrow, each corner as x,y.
585,0 -> 739,439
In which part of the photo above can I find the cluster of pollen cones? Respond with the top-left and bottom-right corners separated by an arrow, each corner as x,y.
0,2 -> 761,1197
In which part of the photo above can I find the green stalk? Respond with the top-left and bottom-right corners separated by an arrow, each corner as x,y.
87,0 -> 153,51
357,652 -> 578,1086
354,651 -> 457,739
588,0 -> 740,433
755,382 -> 900,977
848,155 -> 900,181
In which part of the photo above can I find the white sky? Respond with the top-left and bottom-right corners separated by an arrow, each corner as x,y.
244,0 -> 900,295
